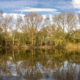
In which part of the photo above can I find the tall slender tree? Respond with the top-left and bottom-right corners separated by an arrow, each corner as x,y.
23,12 -> 43,46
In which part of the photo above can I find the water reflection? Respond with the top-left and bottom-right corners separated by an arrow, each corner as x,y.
0,49 -> 80,80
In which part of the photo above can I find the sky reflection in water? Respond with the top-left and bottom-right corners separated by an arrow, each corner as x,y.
0,50 -> 80,80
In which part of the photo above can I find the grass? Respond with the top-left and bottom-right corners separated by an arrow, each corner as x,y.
66,42 -> 80,52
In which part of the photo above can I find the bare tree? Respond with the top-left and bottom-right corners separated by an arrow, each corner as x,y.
53,12 -> 77,33
2,15 -> 13,32
78,14 -> 80,28
0,11 -> 3,32
23,12 -> 43,45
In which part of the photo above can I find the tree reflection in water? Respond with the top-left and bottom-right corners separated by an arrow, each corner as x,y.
0,49 -> 80,80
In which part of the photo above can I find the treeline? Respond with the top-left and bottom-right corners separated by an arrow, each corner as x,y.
0,12 -> 80,49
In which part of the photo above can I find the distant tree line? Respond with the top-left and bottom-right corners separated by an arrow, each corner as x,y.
0,11 -> 80,49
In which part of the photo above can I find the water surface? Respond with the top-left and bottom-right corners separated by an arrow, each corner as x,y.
0,49 -> 80,80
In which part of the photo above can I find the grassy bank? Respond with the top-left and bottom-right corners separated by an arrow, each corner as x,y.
66,42 -> 80,52
1,42 -> 80,52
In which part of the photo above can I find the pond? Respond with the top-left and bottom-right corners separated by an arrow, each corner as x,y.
0,49 -> 80,80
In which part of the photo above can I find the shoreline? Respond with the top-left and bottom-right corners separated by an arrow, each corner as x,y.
0,43 -> 80,52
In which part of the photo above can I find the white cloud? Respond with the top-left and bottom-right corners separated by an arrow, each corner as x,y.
17,7 -> 57,12
3,13 -> 24,19
78,11 -> 80,13
72,0 -> 80,9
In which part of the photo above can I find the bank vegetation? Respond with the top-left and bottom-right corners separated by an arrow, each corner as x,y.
0,11 -> 80,50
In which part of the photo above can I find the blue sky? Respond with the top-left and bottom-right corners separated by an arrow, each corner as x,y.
0,0 -> 80,15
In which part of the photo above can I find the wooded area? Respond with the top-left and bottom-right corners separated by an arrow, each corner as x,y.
0,12 -> 80,50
